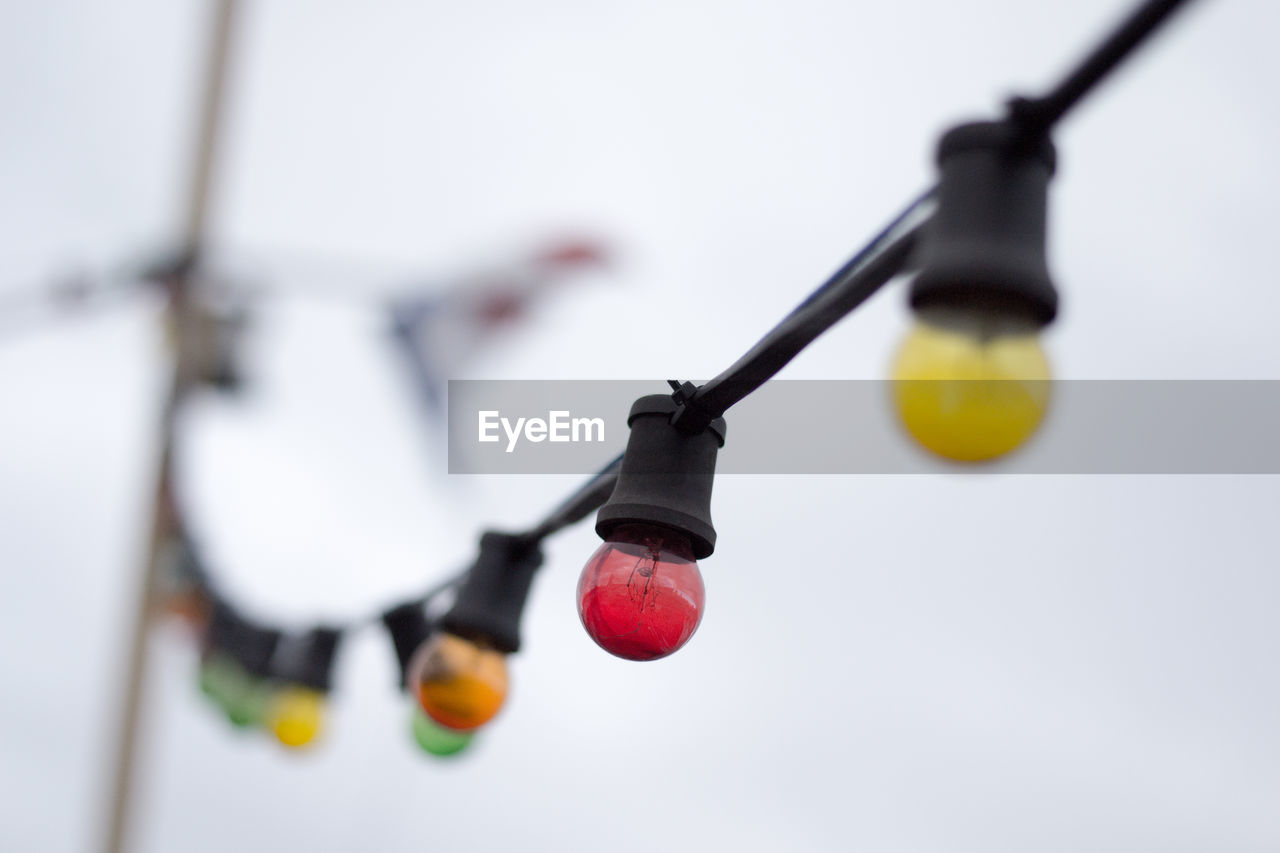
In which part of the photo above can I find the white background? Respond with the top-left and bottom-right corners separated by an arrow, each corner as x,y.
1,1 -> 1278,851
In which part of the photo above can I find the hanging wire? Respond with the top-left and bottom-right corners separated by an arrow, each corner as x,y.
519,453 -> 624,544
687,188 -> 936,421
171,174 -> 933,640
174,0 -> 1205,649
1008,0 -> 1199,137
0,269 -> 152,342
175,452 -> 627,635
138,0 -> 1210,757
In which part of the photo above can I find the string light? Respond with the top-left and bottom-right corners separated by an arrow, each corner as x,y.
891,311 -> 1051,462
893,120 -> 1058,462
135,0 -> 1199,754
267,688 -> 326,748
265,628 -> 341,749
406,531 -> 544,731
408,633 -> 509,732
200,604 -> 280,729
381,603 -> 479,756
580,394 -> 724,661
578,524 -> 705,661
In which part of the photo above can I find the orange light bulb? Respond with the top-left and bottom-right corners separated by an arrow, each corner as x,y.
408,633 -> 508,731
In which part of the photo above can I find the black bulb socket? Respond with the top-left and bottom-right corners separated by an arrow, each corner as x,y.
205,602 -> 280,680
271,627 -> 342,692
381,603 -> 434,689
595,394 -> 726,560
910,120 -> 1059,327
439,531 -> 545,655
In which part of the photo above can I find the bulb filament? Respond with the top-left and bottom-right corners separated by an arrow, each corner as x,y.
626,537 -> 664,611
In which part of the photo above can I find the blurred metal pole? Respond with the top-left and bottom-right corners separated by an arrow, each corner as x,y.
102,2 -> 238,852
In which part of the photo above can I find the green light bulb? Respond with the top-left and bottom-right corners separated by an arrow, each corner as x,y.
199,654 -> 247,706
410,707 -> 474,757
199,654 -> 272,727
223,678 -> 274,728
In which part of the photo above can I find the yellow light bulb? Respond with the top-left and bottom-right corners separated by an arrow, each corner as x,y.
891,308 -> 1051,463
267,686 -> 326,749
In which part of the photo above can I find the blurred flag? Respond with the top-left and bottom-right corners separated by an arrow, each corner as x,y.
387,238 -> 608,413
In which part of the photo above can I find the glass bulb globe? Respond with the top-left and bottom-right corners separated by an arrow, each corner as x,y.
223,677 -> 274,729
576,523 -> 705,661
199,653 -> 271,727
410,707 -> 474,757
890,307 -> 1051,463
408,633 -> 508,732
267,686 -> 326,749
198,654 -> 244,704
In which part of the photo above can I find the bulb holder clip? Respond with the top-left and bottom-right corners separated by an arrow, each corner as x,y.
270,627 -> 342,692
205,602 -> 281,680
595,394 -> 726,560
382,603 -> 434,689
909,119 -> 1058,326
439,531 -> 545,654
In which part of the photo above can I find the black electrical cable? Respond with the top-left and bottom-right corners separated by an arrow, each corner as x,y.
682,0 -> 1203,424
1009,0 -> 1200,137
687,189 -> 936,421
361,453 -> 624,623
459,190 -> 940,538
176,452 -> 626,636
0,274 -> 150,342
150,181 -> 934,638
167,0 -> 1205,670
520,453 -> 623,544
176,184 -> 925,630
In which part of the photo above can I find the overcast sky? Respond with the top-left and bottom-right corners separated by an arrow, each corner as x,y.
2,1 -> 1279,852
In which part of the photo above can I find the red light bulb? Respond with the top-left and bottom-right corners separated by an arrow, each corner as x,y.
576,524 -> 705,661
